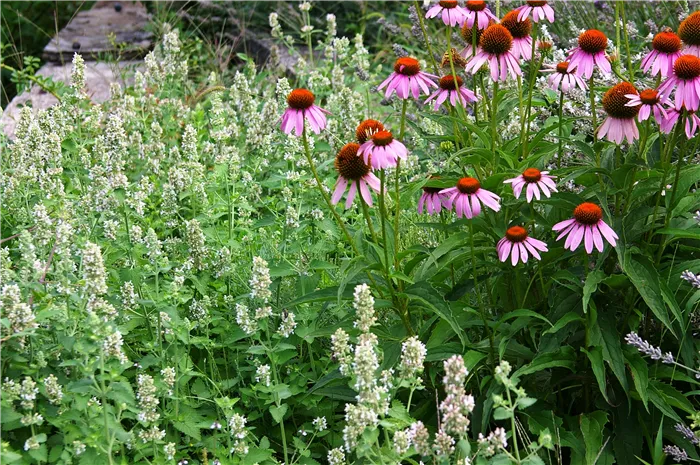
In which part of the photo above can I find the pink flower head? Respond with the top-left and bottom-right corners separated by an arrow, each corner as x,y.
357,130 -> 408,170
679,11 -> 700,57
504,168 -> 557,202
598,82 -> 640,145
516,0 -> 555,23
465,24 -> 522,82
426,0 -> 468,27
497,226 -> 548,266
625,88 -> 668,124
464,1 -> 499,30
552,202 -> 618,253
280,88 -> 330,136
378,57 -> 438,100
440,177 -> 501,219
641,30 -> 683,78
659,107 -> 700,139
658,54 -> 700,112
567,29 -> 611,79
425,75 -> 479,110
331,143 -> 381,209
418,179 -> 449,215
501,10 -> 533,60
543,61 -> 588,93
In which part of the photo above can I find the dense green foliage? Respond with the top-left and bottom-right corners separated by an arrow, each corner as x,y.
2,2 -> 700,465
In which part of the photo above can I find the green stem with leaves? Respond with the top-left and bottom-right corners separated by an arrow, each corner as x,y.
470,219 -> 495,363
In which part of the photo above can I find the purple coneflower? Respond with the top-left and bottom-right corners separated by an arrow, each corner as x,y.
418,181 -> 449,215
331,143 -> 381,209
425,75 -> 479,110
598,82 -> 640,145
504,168 -> 557,202
658,54 -> 700,112
625,89 -> 668,124
641,30 -> 683,78
464,1 -> 499,30
567,29 -> 611,79
660,106 -> 700,138
426,0 -> 468,27
378,57 -> 438,100
543,61 -> 588,93
552,203 -> 618,253
516,0 -> 554,23
679,11 -> 700,57
440,177 -> 501,219
357,130 -> 408,170
281,89 -> 330,136
497,226 -> 548,266
500,10 -> 533,60
465,24 -> 522,82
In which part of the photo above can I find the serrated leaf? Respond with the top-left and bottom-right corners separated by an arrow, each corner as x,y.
582,270 -> 606,314
173,421 -> 201,441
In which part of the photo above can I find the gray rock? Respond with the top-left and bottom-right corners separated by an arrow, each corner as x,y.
43,1 -> 152,62
1,61 -> 141,138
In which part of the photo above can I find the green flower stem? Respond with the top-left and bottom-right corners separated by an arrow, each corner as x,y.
301,126 -> 381,293
557,89 -> 565,169
470,219 -> 495,363
522,46 -> 544,159
360,183 -> 379,245
620,1 -> 634,81
491,80 -> 499,164
622,117 -> 651,215
99,350 -> 114,465
505,388 -> 522,464
646,122 -> 680,248
413,0 -> 440,75
395,99 -> 408,272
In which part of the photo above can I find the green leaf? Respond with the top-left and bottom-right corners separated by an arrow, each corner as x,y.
582,270 -> 606,314
513,346 -> 576,377
544,312 -> 583,335
624,349 -> 649,410
403,282 -> 467,348
269,404 -> 288,424
618,252 -> 677,338
496,309 -> 552,328
596,311 -> 630,395
583,347 -> 610,403
580,411 -> 609,465
173,421 -> 201,441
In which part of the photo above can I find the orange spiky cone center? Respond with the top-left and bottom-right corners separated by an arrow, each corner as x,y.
287,89 -> 315,110
602,82 -> 639,118
578,29 -> 608,54
457,177 -> 481,194
335,143 -> 370,180
505,226 -> 528,242
573,203 -> 603,225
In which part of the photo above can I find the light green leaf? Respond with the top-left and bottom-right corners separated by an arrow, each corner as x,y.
582,270 -> 606,314
269,404 -> 288,424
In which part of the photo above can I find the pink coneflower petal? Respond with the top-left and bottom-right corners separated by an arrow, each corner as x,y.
553,203 -> 617,253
